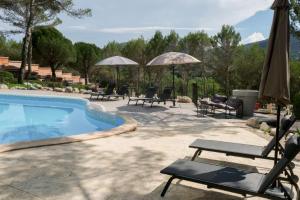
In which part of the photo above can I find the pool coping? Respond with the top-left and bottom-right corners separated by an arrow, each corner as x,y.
0,94 -> 138,153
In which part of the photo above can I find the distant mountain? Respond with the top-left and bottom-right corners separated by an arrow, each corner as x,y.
246,35 -> 300,60
235,10 -> 273,39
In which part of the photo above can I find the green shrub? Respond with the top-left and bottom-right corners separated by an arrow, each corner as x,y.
72,83 -> 87,90
28,80 -> 44,85
46,82 -> 63,88
293,92 -> 300,119
0,71 -> 15,84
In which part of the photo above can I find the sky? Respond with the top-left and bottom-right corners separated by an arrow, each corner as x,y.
1,0 -> 275,47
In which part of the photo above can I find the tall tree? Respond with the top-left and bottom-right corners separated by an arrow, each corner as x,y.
232,45 -> 265,90
32,27 -> 75,80
102,41 -> 122,58
0,33 -> 22,60
179,31 -> 211,95
73,42 -> 101,85
0,0 -> 91,83
121,37 -> 146,93
211,25 -> 241,96
164,30 -> 179,52
101,41 -> 122,83
145,31 -> 167,86
290,0 -> 300,37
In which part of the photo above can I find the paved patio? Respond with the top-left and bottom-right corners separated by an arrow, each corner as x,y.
0,90 -> 299,200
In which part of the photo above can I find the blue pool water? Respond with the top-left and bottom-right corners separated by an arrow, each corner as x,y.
0,94 -> 124,144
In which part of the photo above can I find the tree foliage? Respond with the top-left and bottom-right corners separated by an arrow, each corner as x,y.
0,34 -> 22,60
232,45 -> 265,89
211,25 -> 241,95
290,0 -> 300,37
73,42 -> 101,85
0,0 -> 91,83
32,27 -> 75,80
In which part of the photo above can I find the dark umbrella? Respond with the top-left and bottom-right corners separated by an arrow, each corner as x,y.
259,0 -> 290,167
96,56 -> 139,89
147,52 -> 201,107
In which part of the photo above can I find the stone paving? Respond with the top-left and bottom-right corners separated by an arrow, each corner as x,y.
0,90 -> 299,200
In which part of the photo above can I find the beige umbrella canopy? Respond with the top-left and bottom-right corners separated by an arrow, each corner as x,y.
96,56 -> 138,66
96,56 -> 138,88
147,52 -> 201,107
147,52 -> 200,66
258,0 -> 290,167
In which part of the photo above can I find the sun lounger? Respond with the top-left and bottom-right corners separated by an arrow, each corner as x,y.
90,83 -> 115,100
101,84 -> 129,101
198,94 -> 227,113
160,135 -> 300,199
189,115 -> 296,161
143,87 -> 173,107
127,87 -> 157,105
199,96 -> 243,117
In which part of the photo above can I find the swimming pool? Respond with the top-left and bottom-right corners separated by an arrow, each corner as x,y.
0,94 -> 126,145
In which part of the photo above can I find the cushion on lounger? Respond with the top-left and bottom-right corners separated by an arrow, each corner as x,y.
161,159 -> 266,193
261,115 -> 296,157
258,135 -> 300,193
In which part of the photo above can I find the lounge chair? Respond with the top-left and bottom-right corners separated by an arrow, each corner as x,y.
160,135 -> 300,199
190,115 -> 296,161
199,96 -> 243,118
90,83 -> 115,100
127,87 -> 157,106
101,84 -> 129,101
198,94 -> 228,114
144,87 -> 173,107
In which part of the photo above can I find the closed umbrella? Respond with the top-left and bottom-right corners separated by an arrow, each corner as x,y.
96,56 -> 139,89
147,52 -> 200,107
259,0 -> 290,167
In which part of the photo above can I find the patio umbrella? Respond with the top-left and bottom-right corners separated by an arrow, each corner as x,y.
147,52 -> 201,107
96,56 -> 139,89
259,0 -> 290,167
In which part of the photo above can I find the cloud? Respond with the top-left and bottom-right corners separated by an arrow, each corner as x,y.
242,32 -> 266,44
67,26 -> 214,34
2,0 -> 275,45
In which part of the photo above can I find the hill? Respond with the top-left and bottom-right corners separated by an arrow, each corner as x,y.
246,35 -> 300,60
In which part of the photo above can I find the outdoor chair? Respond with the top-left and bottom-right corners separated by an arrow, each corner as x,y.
189,115 -> 296,165
127,87 -> 157,106
90,83 -> 115,100
101,84 -> 129,101
221,97 -> 244,118
160,135 -> 300,199
198,94 -> 228,115
144,87 -> 173,107
199,96 -> 243,118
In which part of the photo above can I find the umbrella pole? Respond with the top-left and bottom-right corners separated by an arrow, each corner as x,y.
274,104 -> 281,166
272,104 -> 281,187
116,67 -> 120,91
172,65 -> 176,107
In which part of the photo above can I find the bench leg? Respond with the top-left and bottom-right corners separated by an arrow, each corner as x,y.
161,177 -> 175,197
151,100 -> 155,107
191,149 -> 202,161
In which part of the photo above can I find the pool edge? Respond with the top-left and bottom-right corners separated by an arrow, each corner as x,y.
0,114 -> 137,153
0,93 -> 138,153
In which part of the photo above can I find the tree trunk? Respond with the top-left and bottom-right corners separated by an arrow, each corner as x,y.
84,67 -> 88,85
27,36 -> 32,79
18,0 -> 34,84
51,65 -> 56,81
185,78 -> 189,96
226,67 -> 230,96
